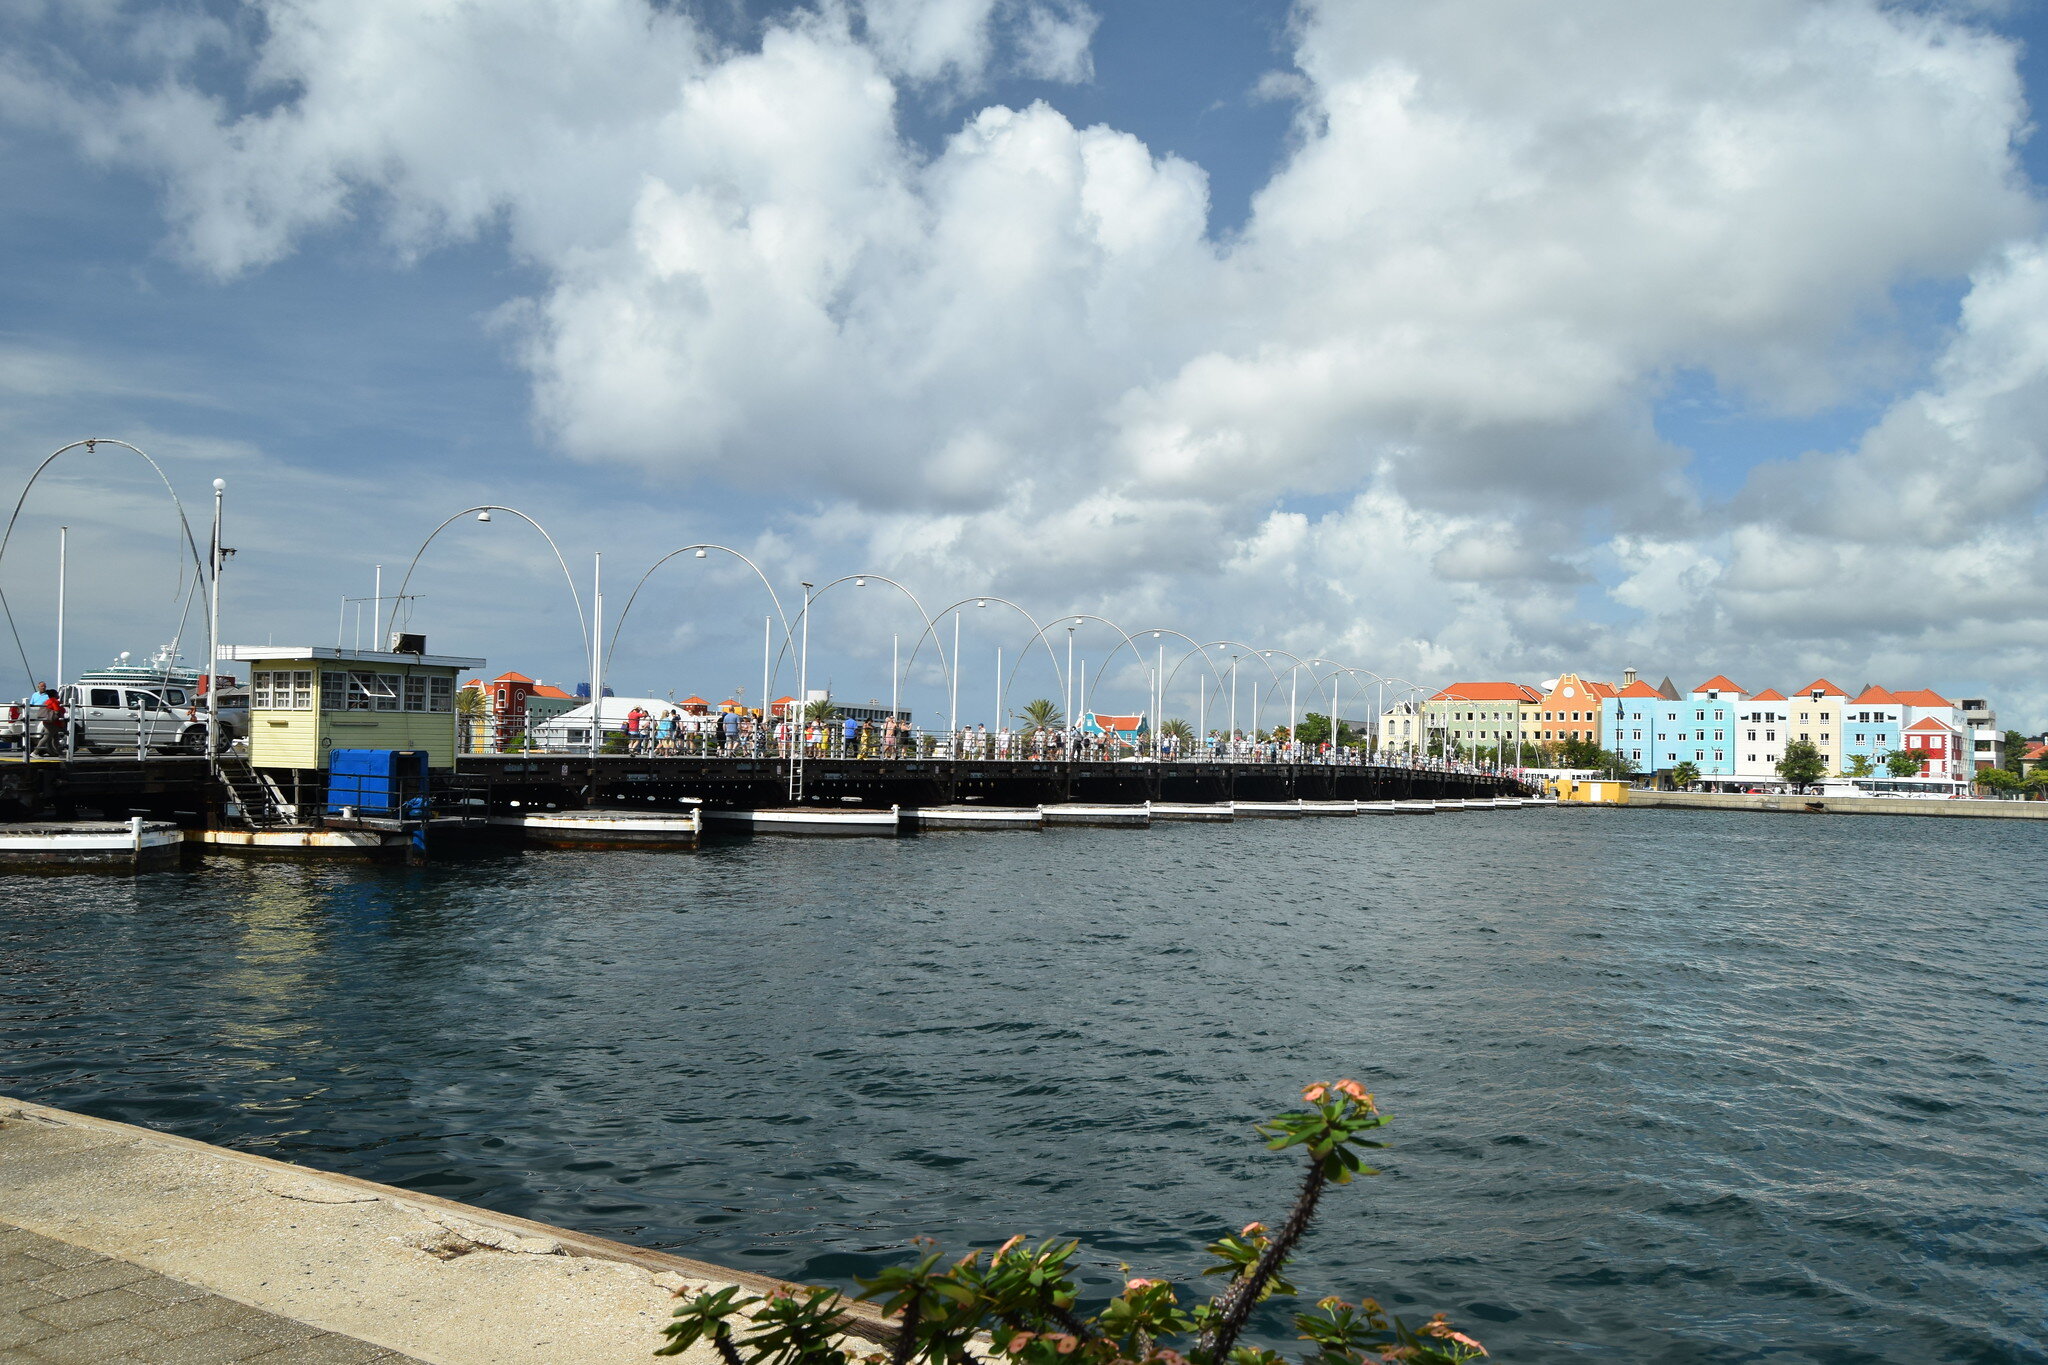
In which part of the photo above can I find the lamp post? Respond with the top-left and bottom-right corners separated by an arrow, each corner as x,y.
793,580 -> 813,800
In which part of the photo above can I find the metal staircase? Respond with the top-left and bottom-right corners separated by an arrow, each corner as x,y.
215,755 -> 288,828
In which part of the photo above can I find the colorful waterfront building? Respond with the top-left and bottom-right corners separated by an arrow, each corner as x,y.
1424,682 -> 1543,760
1529,673 -> 1616,751
1600,676 -> 1670,776
1842,687 -> 1903,773
1734,688 -> 1790,786
1785,679 -> 1850,774
1678,676 -> 1746,784
1901,716 -> 1965,779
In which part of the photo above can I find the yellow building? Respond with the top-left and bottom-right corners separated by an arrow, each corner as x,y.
219,645 -> 486,770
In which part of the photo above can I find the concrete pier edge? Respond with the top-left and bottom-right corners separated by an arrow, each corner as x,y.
1,1096 -> 892,1363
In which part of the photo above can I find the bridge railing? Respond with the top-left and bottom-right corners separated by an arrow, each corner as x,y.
466,713 -> 1520,780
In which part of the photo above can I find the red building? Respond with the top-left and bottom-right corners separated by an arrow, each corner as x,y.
1902,717 -> 1960,778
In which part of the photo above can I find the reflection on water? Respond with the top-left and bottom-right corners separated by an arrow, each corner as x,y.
3,814 -> 2044,1362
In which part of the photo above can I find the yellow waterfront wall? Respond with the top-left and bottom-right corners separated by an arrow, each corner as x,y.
1554,778 -> 1628,804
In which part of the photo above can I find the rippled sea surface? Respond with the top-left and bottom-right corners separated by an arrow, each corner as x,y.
4,808 -> 2045,1361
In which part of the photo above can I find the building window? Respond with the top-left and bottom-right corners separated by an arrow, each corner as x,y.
251,669 -> 313,710
1821,733 -> 1830,744
1714,750 -> 1724,760
1695,710 -> 1705,720
1631,750 -> 1641,760
1766,729 -> 1776,741
1747,729 -> 1756,741
1694,750 -> 1704,760
1714,730 -> 1724,740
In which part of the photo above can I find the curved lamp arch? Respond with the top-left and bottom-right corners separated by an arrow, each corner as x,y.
384,505 -> 588,654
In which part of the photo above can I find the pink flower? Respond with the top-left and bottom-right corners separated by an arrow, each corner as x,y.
1334,1079 -> 1372,1107
1302,1083 -> 1330,1104
994,1235 -> 1026,1261
1125,1278 -> 1155,1292
1008,1333 -> 1035,1353
1055,1335 -> 1080,1355
1240,1222 -> 1266,1238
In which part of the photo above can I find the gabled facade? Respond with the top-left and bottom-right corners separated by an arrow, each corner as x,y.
1902,717 -> 1962,779
1601,680 -> 1668,776
1786,679 -> 1850,774
1841,686 -> 1903,774
1529,674 -> 1614,751
1733,689 -> 1789,786
1680,677 -> 1746,783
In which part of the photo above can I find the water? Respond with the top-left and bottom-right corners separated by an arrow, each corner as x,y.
2,809 -> 2044,1361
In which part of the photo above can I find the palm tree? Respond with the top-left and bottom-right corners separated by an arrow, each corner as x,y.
1159,717 -> 1194,743
802,697 -> 839,723
1014,698 -> 1063,737
455,684 -> 486,753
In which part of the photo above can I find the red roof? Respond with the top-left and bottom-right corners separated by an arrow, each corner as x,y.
2025,741 -> 2048,761
530,684 -> 575,699
1617,680 -> 1664,698
1852,685 -> 1899,704
773,696 -> 796,704
1792,678 -> 1846,697
1090,713 -> 1145,731
1587,681 -> 1620,698
1906,717 -> 1955,732
1751,688 -> 1787,701
680,695 -> 709,705
1892,688 -> 1953,707
1430,682 -> 1542,702
491,671 -> 535,684
1693,675 -> 1743,694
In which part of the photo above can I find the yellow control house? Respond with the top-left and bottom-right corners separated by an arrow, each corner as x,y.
218,644 -> 487,771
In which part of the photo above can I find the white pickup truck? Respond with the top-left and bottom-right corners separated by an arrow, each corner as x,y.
4,684 -> 248,754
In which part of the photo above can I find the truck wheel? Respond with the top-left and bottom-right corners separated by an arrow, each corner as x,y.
182,725 -> 209,754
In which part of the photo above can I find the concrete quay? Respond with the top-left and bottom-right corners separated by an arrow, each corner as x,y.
0,1098 -> 884,1365
1624,789 -> 2048,820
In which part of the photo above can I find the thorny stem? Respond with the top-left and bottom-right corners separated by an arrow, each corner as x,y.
1201,1154 -> 1327,1362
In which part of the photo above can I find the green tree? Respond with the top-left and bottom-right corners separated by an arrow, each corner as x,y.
1976,767 -> 2021,797
1295,712 -> 1333,745
802,697 -> 839,723
1884,747 -> 1925,779
1669,760 -> 1701,789
1013,698 -> 1063,736
2002,729 -> 2028,776
1841,753 -> 1874,778
455,685 -> 486,753
1777,739 -> 1827,788
1158,717 -> 1194,744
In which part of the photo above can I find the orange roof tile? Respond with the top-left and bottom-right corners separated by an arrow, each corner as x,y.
1617,680 -> 1664,698
1750,688 -> 1787,701
1587,681 -> 1620,697
1792,678 -> 1846,697
1852,685 -> 1899,704
1090,713 -> 1145,730
1906,716 -> 1955,732
530,684 -> 575,699
491,671 -> 535,684
1693,675 -> 1743,693
680,695 -> 709,705
1430,682 -> 1543,702
1892,688 -> 1953,707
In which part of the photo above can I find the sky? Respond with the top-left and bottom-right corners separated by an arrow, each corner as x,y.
3,0 -> 2048,730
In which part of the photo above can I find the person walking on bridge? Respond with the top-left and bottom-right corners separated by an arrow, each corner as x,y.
33,686 -> 65,757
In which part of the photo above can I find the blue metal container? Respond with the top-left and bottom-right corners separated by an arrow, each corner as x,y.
326,748 -> 429,817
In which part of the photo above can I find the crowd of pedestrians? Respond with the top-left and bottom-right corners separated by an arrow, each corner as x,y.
524,706 -> 1509,776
